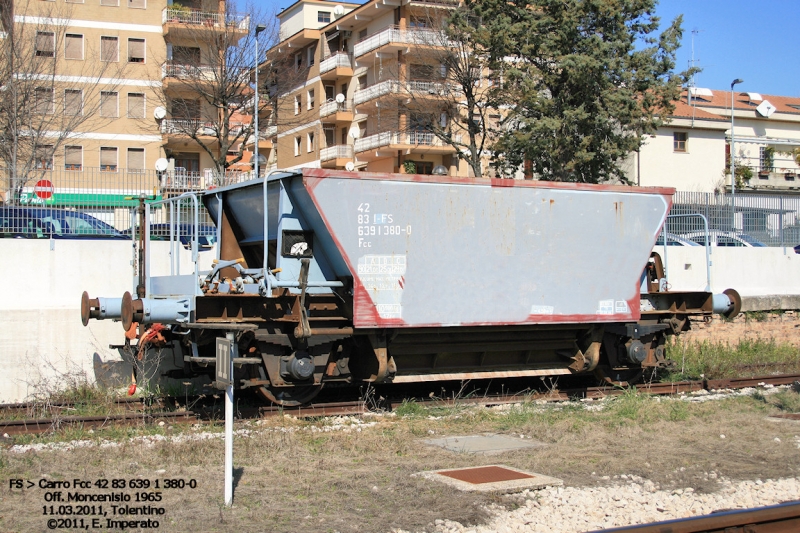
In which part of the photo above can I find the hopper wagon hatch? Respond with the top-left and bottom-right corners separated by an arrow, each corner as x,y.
81,169 -> 740,406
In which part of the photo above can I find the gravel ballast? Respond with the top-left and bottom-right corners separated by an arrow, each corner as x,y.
398,476 -> 800,533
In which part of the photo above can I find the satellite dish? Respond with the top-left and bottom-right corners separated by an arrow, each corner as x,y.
155,158 -> 169,172
345,161 -> 355,171
349,126 -> 360,139
153,106 -> 167,121
335,93 -> 345,104
432,165 -> 448,176
756,100 -> 776,118
333,4 -> 345,16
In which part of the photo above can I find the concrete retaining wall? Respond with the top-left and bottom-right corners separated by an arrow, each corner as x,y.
1,241 -> 799,402
0,239 -> 215,402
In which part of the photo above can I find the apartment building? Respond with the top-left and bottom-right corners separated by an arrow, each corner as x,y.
629,89 -> 800,193
4,0 -> 250,209
269,0 -> 468,175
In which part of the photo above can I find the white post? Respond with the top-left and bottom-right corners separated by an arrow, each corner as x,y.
224,331 -> 235,506
730,78 -> 743,231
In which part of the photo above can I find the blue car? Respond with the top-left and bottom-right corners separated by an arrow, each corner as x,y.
0,206 -> 128,239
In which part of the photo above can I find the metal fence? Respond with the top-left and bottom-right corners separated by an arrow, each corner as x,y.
670,191 -> 800,248
0,167 -> 216,241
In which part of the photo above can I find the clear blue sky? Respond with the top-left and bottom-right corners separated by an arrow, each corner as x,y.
655,0 -> 800,97
273,0 -> 800,97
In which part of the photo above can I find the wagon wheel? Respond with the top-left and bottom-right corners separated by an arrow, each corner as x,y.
593,365 -> 646,388
256,384 -> 323,407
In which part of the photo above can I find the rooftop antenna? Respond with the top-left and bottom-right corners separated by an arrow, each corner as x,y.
688,29 -> 702,126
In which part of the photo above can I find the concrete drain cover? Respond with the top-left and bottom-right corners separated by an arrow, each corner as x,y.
417,465 -> 562,493
423,434 -> 545,455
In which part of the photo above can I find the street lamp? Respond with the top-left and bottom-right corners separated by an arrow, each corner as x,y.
253,24 -> 266,178
730,78 -> 743,231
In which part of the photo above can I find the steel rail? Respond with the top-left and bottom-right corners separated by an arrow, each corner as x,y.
591,500 -> 800,532
0,411 -> 197,436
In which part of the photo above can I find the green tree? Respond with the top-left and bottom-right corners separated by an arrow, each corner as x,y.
469,0 -> 692,182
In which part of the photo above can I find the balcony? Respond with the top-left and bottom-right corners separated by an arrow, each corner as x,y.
263,125 -> 277,138
320,144 -> 354,168
353,80 -> 402,106
162,8 -> 250,39
354,79 -> 458,108
320,100 -> 354,123
319,52 -> 354,80
353,26 -> 452,63
354,131 -> 460,160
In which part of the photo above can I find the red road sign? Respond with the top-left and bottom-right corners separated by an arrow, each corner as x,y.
34,179 -> 54,199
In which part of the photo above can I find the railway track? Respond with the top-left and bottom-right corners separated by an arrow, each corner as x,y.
595,500 -> 800,532
2,374 -> 798,438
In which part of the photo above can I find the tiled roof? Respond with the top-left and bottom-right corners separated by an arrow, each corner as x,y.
681,89 -> 800,115
670,100 -> 728,121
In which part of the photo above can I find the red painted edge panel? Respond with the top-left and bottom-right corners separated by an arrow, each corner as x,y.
301,167 -> 676,197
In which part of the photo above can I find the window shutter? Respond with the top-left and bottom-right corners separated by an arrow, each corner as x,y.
101,37 -> 118,62
127,148 -> 145,170
100,147 -> 117,168
100,92 -> 118,117
36,32 -> 54,56
35,88 -> 53,114
65,34 -> 83,60
64,90 -> 82,116
65,146 -> 82,169
127,93 -> 144,118
128,38 -> 145,62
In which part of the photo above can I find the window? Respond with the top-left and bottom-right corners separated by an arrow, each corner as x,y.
35,87 -> 54,114
358,75 -> 367,91
307,89 -> 315,110
128,38 -> 145,63
100,147 -> 118,171
100,0 -> 119,6
325,85 -> 335,101
127,93 -> 145,118
308,43 -> 316,67
294,52 -> 303,71
65,34 -> 83,60
128,0 -> 145,8
100,91 -> 118,117
294,95 -> 301,115
64,146 -> 82,170
35,32 -> 54,57
64,89 -> 83,116
358,29 -> 367,41
410,64 -> 434,80
101,36 -> 118,62
127,148 -> 145,171
35,145 -> 53,170
318,11 -> 331,23
294,136 -> 301,156
307,132 -> 315,152
760,146 -> 774,172
673,132 -> 687,152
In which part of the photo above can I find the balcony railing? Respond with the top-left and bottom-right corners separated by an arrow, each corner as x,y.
354,25 -> 452,57
262,125 -> 277,138
354,80 -> 401,105
320,99 -> 353,117
354,131 -> 461,152
162,8 -> 250,32
320,144 -> 354,162
319,52 -> 353,74
354,79 -> 459,105
162,62 -> 217,81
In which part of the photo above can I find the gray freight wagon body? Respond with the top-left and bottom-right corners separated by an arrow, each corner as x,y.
81,169 -> 739,405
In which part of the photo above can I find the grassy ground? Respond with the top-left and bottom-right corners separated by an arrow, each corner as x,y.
665,337 -> 800,379
3,388 -> 800,533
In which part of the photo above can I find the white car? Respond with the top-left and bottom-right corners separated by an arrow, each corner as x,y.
681,231 -> 766,248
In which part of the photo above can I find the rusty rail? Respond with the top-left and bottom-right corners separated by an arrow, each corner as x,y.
592,500 -> 800,532
0,411 -> 197,436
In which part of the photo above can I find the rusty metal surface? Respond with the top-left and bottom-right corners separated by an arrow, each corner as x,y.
0,412 -> 197,436
437,465 -> 535,485
706,375 -> 800,390
591,500 -> 800,532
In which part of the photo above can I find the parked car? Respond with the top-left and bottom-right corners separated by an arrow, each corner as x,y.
682,231 -> 767,248
654,232 -> 701,246
148,223 -> 216,249
0,206 -> 128,239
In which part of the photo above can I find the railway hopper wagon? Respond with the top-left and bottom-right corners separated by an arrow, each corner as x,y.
81,169 -> 741,405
